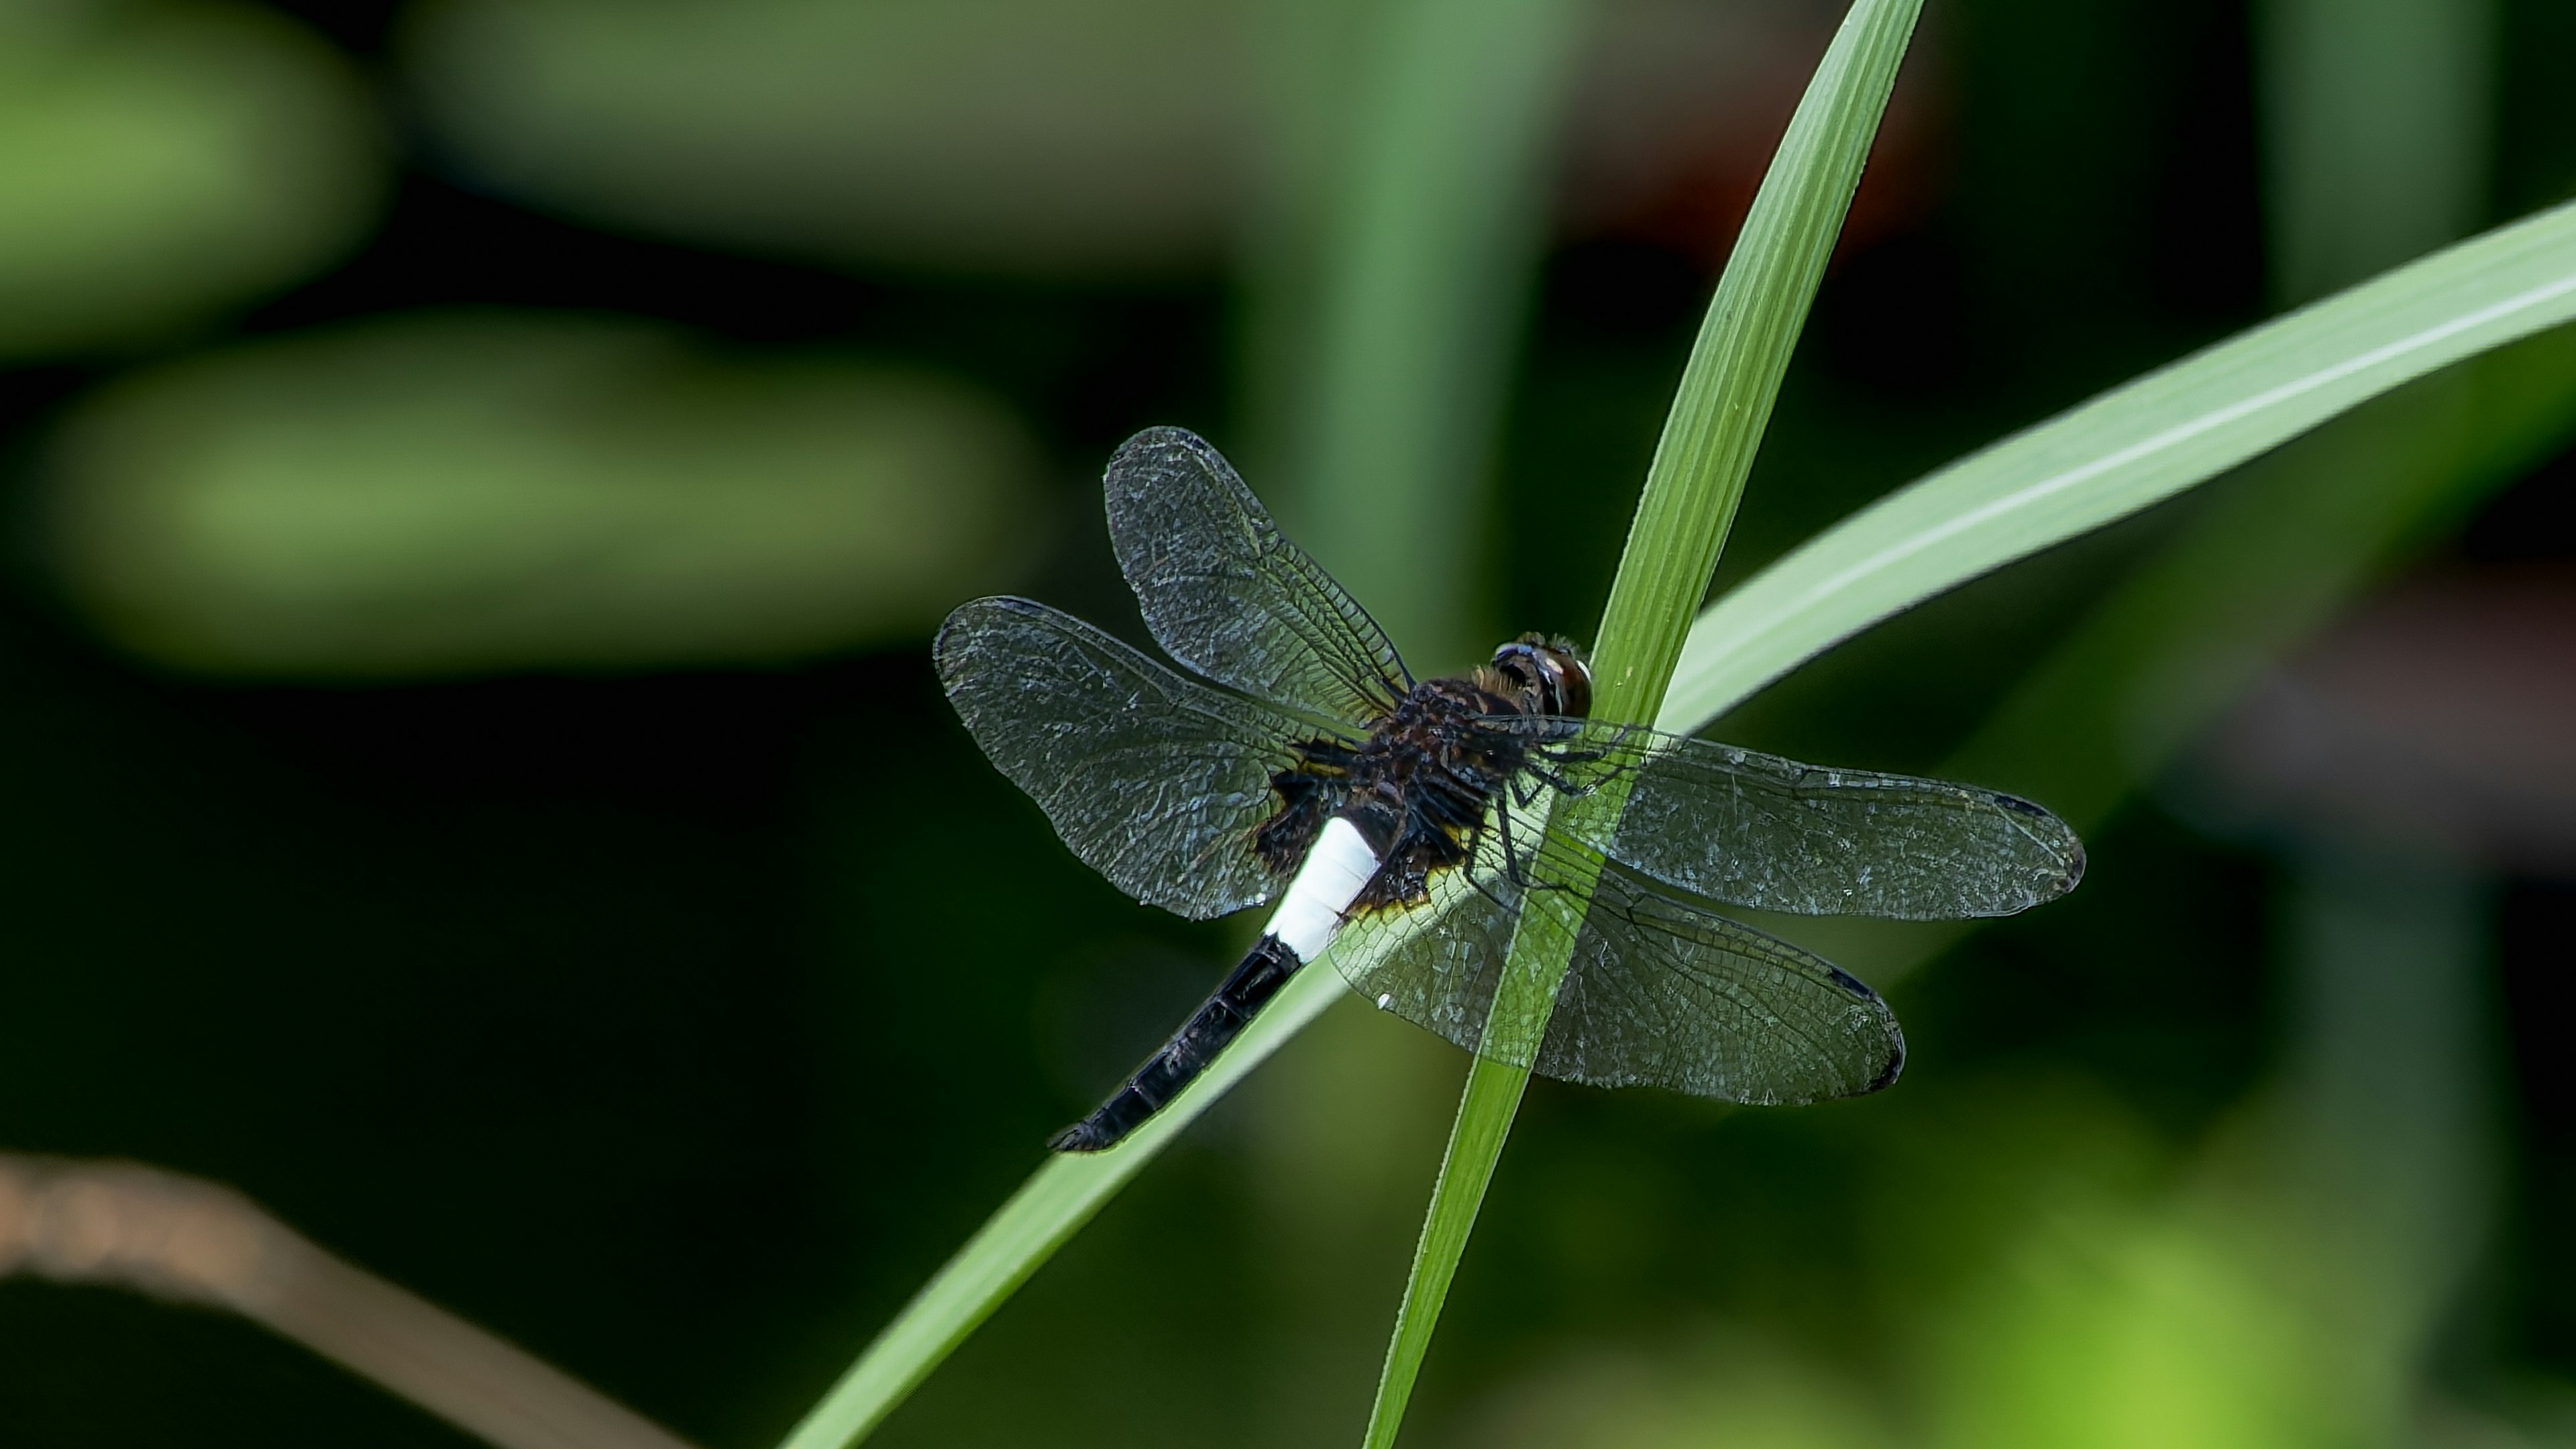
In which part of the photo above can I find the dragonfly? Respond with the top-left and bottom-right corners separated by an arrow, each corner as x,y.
936,427 -> 2085,1152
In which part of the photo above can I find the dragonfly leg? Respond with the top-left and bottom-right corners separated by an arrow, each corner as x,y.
1519,762 -> 1597,799
1530,720 -> 1646,771
1460,835 -> 1516,914
1490,792 -> 1575,894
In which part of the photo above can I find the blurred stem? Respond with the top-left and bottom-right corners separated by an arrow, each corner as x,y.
1249,0 -> 1581,669
2273,839 -> 2495,1401
0,1155 -> 694,1449
1362,1 -> 1925,1442
2234,7 -> 2504,1407
1240,1 -> 1585,1440
2257,0 -> 2496,304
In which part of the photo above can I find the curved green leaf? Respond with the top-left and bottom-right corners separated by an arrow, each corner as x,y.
1659,196 -> 2576,737
772,957 -> 1346,1449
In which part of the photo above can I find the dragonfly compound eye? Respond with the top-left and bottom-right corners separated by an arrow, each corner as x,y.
1490,637 -> 1591,718
1541,645 -> 1591,720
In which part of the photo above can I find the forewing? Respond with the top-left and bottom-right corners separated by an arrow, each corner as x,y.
1104,427 -> 1409,724
934,596 -> 1328,920
1538,725 -> 2085,919
1333,838 -> 1904,1105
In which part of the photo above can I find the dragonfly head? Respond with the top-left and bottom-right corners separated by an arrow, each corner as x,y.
1488,635 -> 1592,719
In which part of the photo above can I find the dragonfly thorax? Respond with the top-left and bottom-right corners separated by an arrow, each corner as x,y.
1333,675 -> 1551,908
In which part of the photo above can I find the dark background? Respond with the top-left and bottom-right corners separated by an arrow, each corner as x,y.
3,0 -> 2573,1445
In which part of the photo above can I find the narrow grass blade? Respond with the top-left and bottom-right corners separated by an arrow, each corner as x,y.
780,893 -> 1483,1449
773,961 -> 1348,1449
1952,326 -> 2576,830
1747,327 -> 2576,998
1657,195 -> 2576,739
1588,0 -> 1928,724
1360,2 -> 1927,1444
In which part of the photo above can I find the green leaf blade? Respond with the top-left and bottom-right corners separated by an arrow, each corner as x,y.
773,965 -> 1350,1449
1361,1 -> 1929,1443
1590,0 -> 1925,726
1659,197 -> 2576,737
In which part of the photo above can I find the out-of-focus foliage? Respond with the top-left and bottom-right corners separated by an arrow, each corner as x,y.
1931,1205 -> 2324,1449
2257,0 -> 2495,305
402,0 -> 1248,277
0,0 -> 384,359
1464,1330 -> 1891,1449
42,312 -> 1042,677
398,0 -> 1855,284
1258,0 -> 1582,667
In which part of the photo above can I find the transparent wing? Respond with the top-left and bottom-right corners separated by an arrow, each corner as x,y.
1104,426 -> 1411,724
1332,833 -> 1905,1106
1521,722 -> 2086,920
935,596 -> 1338,920
1535,863 -> 1904,1100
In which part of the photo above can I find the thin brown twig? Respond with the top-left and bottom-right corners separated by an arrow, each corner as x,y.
0,1152 -> 700,1449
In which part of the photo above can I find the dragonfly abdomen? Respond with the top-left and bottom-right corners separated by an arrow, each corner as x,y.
1049,817 -> 1381,1152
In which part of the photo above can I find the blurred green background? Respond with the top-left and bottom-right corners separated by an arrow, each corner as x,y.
2,0 -> 2573,1446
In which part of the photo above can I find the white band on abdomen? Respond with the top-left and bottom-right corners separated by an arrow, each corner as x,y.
1265,816 -> 1380,961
